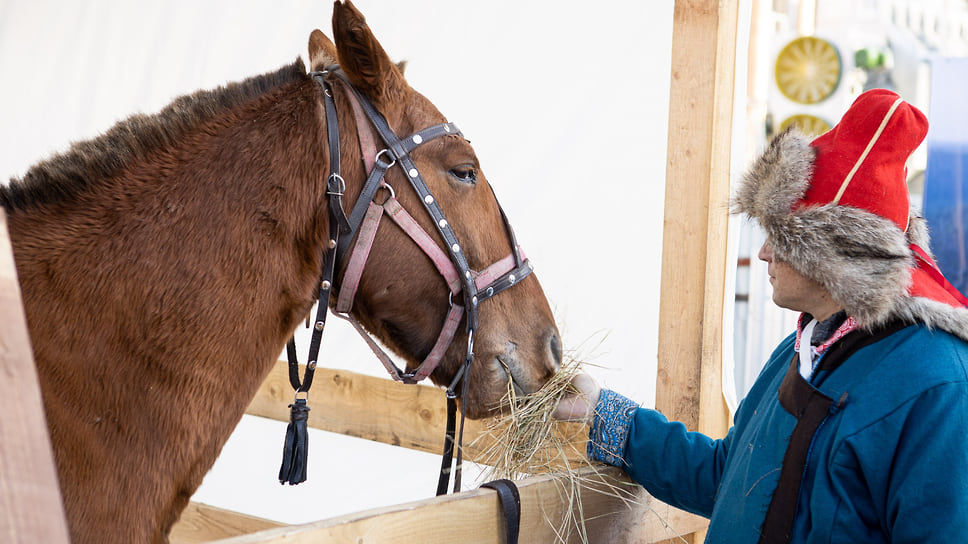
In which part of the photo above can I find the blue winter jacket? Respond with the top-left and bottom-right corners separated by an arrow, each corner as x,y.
590,322 -> 968,543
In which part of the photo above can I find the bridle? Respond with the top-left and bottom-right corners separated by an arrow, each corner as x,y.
278,65 -> 533,496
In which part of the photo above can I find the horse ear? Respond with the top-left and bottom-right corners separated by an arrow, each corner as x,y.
308,29 -> 338,72
332,0 -> 407,107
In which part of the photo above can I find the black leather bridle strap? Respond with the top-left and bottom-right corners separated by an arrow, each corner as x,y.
453,354 -> 472,492
482,479 -> 521,544
436,392 -> 458,496
336,152 -> 392,261
278,74 -> 346,486
284,75 -> 346,396
331,73 -> 532,492
436,336 -> 473,495
319,75 -> 351,235
284,66 -> 535,495
328,70 -> 479,315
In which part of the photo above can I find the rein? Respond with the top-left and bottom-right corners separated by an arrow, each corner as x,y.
278,65 -> 532,498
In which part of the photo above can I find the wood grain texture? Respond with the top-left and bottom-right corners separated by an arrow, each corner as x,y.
656,0 -> 737,439
171,503 -> 284,544
654,2 -> 740,540
0,209 -> 71,543
204,467 -> 706,544
246,360 -> 588,466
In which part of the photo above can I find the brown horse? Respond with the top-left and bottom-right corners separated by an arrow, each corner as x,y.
0,2 -> 561,542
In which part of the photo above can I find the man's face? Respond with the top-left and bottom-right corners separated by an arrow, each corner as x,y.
758,238 -> 840,320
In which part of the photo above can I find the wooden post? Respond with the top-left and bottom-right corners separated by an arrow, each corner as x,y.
0,209 -> 71,543
653,1 -> 740,539
656,0 -> 738,440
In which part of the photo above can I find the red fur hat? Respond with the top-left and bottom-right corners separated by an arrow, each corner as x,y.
733,89 -> 968,339
803,89 -> 924,232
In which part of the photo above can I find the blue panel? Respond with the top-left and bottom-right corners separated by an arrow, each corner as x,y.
923,58 -> 968,295
923,145 -> 968,293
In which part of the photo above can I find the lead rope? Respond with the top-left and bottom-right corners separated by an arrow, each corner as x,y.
278,75 -> 346,485
436,330 -> 474,495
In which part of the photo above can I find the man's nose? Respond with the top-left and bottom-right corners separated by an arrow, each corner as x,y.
758,240 -> 773,262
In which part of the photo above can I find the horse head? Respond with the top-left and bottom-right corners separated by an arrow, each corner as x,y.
308,1 -> 562,418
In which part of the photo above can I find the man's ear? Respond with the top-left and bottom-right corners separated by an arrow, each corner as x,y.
332,0 -> 407,109
307,29 -> 338,72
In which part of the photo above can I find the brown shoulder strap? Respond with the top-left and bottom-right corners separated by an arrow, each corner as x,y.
757,320 -> 910,543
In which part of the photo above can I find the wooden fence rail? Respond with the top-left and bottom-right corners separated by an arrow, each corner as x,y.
246,360 -> 589,464
171,360 -> 707,543
207,467 -> 705,544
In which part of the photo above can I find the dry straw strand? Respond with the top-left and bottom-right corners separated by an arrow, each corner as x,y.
473,350 -> 641,543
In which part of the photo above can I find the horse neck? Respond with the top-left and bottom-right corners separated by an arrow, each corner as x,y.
8,75 -> 348,542
116,78 -> 340,394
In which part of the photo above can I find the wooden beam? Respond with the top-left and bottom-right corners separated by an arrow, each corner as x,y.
656,0 -> 738,438
654,2 -> 740,540
203,467 -> 707,544
170,503 -> 284,544
0,209 -> 71,543
246,360 -> 588,466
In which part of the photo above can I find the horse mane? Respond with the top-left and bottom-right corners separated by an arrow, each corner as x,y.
1,58 -> 308,211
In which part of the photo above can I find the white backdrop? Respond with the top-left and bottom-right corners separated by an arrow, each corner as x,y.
0,0 -> 675,523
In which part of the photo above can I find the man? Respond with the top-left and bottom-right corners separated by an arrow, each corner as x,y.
555,89 -> 968,543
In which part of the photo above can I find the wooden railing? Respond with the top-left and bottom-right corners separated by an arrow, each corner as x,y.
170,361 -> 707,543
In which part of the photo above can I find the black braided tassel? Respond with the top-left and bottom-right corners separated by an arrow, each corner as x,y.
278,398 -> 310,485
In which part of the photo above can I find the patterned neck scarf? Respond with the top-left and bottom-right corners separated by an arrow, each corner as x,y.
795,311 -> 857,379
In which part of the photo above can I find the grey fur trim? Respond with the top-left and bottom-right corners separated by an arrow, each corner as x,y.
769,203 -> 912,327
731,127 -> 814,224
894,296 -> 968,343
906,214 -> 933,257
733,127 -> 968,341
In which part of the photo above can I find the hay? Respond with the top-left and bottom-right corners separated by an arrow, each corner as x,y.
472,352 -> 641,543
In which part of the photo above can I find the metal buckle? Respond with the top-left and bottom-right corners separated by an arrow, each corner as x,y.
327,173 -> 346,196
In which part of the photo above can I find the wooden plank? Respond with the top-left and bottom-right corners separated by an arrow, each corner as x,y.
170,502 -> 284,544
656,0 -> 738,440
204,466 -> 707,544
654,1 -> 740,541
0,209 -> 71,543
246,360 -> 588,466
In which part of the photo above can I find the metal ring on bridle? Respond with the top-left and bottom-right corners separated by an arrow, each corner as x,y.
374,148 -> 396,169
378,181 -> 396,199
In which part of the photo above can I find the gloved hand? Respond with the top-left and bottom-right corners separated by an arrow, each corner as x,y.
552,372 -> 602,425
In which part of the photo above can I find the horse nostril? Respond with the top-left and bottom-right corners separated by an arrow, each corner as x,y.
549,332 -> 562,368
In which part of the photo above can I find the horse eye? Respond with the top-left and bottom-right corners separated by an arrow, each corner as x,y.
449,166 -> 477,185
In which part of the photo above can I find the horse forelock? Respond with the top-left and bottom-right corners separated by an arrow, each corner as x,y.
1,58 -> 309,212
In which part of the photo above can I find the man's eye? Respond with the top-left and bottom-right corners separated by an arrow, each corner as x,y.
449,166 -> 477,185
